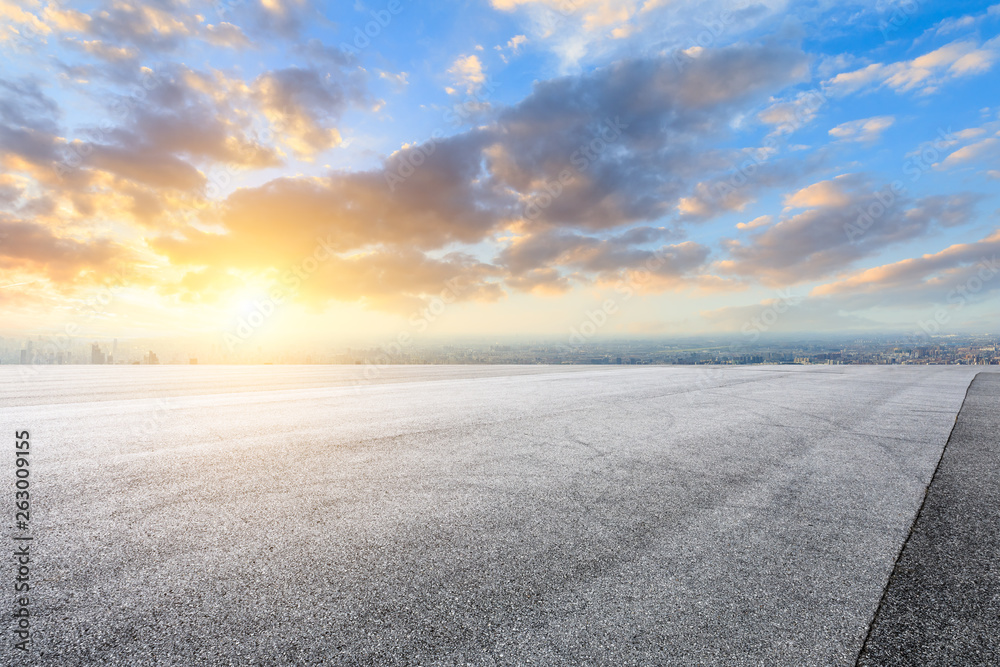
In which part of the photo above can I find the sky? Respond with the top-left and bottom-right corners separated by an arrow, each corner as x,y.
1,0 -> 999,349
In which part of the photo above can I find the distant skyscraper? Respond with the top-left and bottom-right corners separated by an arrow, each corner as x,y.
91,343 -> 106,365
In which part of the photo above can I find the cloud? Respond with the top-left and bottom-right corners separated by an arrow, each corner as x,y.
74,1 -> 197,53
489,0 -> 779,71
203,22 -> 251,49
0,174 -> 25,205
147,40 -> 810,312
42,65 -> 283,200
162,246 -> 506,314
757,90 -> 827,137
63,37 -> 139,62
88,144 -> 206,190
160,248 -> 506,314
675,152 -> 827,223
489,42 -> 809,229
0,0 -> 52,43
784,174 -> 858,208
488,0 -> 646,48
251,66 -> 366,159
809,230 -> 1000,309
925,14 -> 980,38
906,192 -> 983,228
121,68 -> 283,168
505,267 -> 572,295
154,130 -> 507,271
736,215 -> 773,231
41,4 -> 91,33
448,54 -> 486,94
939,137 -> 1000,168
828,115 -> 895,143
704,231 -> 1000,333
0,64 -> 295,234
299,250 -> 505,312
0,29 -> 857,321
295,39 -> 356,66
379,70 -> 409,88
496,34 -> 528,62
0,214 -> 129,284
717,176 -> 983,285
0,77 -> 63,170
496,227 -> 710,294
824,37 -> 1000,96
0,78 -> 59,133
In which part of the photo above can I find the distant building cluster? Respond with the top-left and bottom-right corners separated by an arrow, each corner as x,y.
336,337 -> 999,367
1,337 -> 167,366
1,335 -> 998,367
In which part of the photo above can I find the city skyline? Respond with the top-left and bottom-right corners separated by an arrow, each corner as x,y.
5,332 -> 998,367
1,1 -> 999,346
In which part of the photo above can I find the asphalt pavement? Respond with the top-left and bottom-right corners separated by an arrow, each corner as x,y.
858,372 -> 1000,666
0,365 -> 993,665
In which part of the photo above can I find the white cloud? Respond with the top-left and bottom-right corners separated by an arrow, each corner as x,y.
757,90 -> 827,137
448,54 -> 486,94
736,215 -> 773,231
379,70 -> 409,88
825,37 -> 1000,96
203,22 -> 251,49
828,116 -> 895,143
940,137 -> 1000,168
784,175 -> 858,209
496,34 -> 528,63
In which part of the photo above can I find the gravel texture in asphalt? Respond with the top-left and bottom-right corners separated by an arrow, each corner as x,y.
0,364 -> 993,665
858,372 -> 1000,666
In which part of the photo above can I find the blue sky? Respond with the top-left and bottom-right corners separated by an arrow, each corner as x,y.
1,0 -> 999,344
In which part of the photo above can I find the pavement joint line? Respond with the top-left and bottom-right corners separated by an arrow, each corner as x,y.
852,372 -> 979,667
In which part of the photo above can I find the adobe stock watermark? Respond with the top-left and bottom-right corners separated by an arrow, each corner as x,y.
902,126 -> 956,181
672,5 -> 750,72
54,70 -> 162,178
212,0 -> 245,20
523,116 -> 628,220
528,0 -> 586,34
384,76 -> 501,192
845,126 -> 955,242
136,395 -> 174,438
339,0 -> 409,57
12,430 -> 33,654
3,16 -> 46,51
877,0 -> 921,41
731,289 -> 803,353
177,117 -> 295,225
844,181 -> 905,243
709,90 -> 826,212
442,76 -> 501,128
223,235 -> 339,351
351,275 -> 473,390
559,243 -> 680,351
16,265 -> 132,379
908,256 -> 1000,342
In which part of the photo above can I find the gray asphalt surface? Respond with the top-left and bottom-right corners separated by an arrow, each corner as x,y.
0,365 -> 992,665
858,372 -> 1000,666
